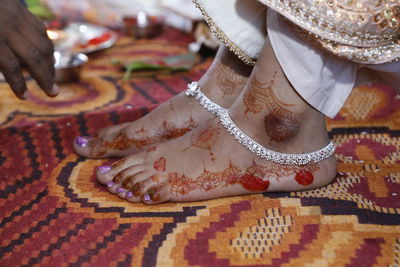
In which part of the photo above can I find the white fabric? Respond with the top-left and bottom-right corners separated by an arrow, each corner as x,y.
196,0 -> 400,118
266,9 -> 357,118
196,0 -> 267,59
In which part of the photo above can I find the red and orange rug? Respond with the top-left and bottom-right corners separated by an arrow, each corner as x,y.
0,28 -> 399,266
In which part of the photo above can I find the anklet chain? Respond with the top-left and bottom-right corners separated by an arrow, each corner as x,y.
185,82 -> 225,116
219,109 -> 335,165
186,82 -> 335,165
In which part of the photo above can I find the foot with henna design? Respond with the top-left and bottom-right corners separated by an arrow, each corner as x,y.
94,38 -> 337,204
74,46 -> 252,158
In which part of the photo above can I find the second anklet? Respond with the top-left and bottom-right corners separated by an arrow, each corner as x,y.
219,109 -> 335,165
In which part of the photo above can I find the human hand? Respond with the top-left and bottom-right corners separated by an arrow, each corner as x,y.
0,0 -> 58,99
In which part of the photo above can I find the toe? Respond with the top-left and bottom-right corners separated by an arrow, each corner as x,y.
95,154 -> 146,185
142,184 -> 170,205
73,135 -> 94,158
123,172 -> 167,203
73,124 -> 134,159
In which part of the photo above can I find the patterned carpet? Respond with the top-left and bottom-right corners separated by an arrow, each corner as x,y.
0,27 -> 399,266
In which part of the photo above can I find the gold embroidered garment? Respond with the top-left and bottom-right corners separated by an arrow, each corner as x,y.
257,0 -> 400,64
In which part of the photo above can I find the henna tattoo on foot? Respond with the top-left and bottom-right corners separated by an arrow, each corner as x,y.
168,173 -> 196,195
294,170 -> 314,186
92,119 -> 197,156
165,161 -> 320,195
153,157 -> 166,172
190,123 -> 222,150
131,182 -> 145,197
239,174 -> 270,192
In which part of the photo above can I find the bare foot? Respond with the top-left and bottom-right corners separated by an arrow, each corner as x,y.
73,46 -> 252,158
94,39 -> 337,204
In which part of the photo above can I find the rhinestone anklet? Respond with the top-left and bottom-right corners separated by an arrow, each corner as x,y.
185,82 -> 226,116
219,109 -> 335,165
186,82 -> 336,165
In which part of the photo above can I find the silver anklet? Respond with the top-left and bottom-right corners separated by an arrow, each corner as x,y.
219,109 -> 335,165
185,82 -> 225,116
185,82 -> 335,165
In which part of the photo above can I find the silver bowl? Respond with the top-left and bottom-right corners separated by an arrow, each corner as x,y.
123,11 -> 163,38
54,51 -> 88,83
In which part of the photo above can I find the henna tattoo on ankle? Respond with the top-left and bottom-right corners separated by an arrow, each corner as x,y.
215,63 -> 246,97
264,114 -> 300,143
243,74 -> 300,143
243,75 -> 275,114
153,157 -> 166,172
190,123 -> 221,150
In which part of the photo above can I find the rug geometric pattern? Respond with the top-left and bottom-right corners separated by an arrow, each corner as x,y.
0,28 -> 399,266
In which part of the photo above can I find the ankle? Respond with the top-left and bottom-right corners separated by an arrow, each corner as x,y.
197,50 -> 252,107
229,103 -> 329,153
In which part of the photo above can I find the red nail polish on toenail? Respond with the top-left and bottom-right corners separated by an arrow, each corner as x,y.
117,188 -> 126,193
97,166 -> 111,174
126,191 -> 133,198
143,194 -> 151,202
76,136 -> 89,147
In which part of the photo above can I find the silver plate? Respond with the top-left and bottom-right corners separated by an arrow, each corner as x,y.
54,22 -> 117,54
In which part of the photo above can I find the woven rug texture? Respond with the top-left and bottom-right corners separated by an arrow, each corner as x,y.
0,28 -> 399,267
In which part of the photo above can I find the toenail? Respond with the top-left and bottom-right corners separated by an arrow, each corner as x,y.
97,166 -> 111,174
117,187 -> 126,193
126,191 -> 133,198
107,182 -> 114,187
76,136 -> 89,147
143,194 -> 151,202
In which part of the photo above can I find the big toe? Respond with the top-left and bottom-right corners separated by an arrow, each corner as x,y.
73,125 -> 133,158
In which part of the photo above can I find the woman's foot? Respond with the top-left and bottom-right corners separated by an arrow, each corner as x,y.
94,39 -> 337,204
73,46 -> 252,158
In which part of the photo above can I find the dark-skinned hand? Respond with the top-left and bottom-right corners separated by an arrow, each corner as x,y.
0,0 -> 58,99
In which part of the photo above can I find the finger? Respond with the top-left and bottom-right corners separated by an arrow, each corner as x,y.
0,40 -> 27,99
19,7 -> 54,58
6,31 -> 56,96
19,3 -> 48,37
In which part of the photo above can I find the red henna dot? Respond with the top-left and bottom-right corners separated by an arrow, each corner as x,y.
153,157 -> 166,172
295,170 -> 314,186
239,174 -> 270,192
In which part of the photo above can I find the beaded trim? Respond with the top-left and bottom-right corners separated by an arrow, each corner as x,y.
186,82 -> 336,165
192,0 -> 256,66
258,0 -> 398,47
286,18 -> 400,64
